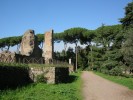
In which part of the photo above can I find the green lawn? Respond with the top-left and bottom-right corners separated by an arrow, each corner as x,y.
95,72 -> 133,90
0,72 -> 82,100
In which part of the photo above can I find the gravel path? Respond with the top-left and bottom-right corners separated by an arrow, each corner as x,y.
81,71 -> 133,100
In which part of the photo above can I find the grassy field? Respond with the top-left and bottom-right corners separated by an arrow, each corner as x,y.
0,72 -> 82,100
95,72 -> 133,90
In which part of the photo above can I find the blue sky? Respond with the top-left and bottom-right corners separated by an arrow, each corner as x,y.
0,0 -> 132,51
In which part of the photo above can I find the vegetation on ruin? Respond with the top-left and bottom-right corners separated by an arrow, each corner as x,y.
0,62 -> 70,68
28,63 -> 69,68
0,62 -> 28,68
0,72 -> 82,100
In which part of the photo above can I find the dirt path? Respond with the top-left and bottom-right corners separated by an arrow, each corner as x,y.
81,71 -> 133,100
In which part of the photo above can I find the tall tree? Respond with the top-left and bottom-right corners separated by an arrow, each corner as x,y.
121,28 -> 133,72
120,2 -> 133,73
120,2 -> 133,28
64,27 -> 88,71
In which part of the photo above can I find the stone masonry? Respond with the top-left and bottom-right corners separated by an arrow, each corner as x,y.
29,67 -> 55,84
0,51 -> 15,63
43,30 -> 54,63
29,67 -> 69,84
20,29 -> 42,57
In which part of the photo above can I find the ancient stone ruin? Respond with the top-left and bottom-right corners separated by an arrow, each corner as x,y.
0,29 -> 54,63
0,29 -> 42,63
0,29 -> 70,85
0,51 -> 15,63
29,67 -> 69,84
20,29 -> 42,57
43,30 -> 54,64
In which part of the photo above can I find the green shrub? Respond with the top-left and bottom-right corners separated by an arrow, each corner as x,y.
109,67 -> 122,76
102,61 -> 118,70
121,74 -> 132,78
0,63 -> 30,89
100,68 -> 109,74
36,74 -> 47,83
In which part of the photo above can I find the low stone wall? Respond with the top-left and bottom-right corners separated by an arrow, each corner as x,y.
0,65 -> 69,89
0,51 -> 44,64
29,67 -> 69,84
0,51 -> 16,63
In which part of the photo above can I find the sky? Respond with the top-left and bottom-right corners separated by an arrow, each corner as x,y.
0,0 -> 132,52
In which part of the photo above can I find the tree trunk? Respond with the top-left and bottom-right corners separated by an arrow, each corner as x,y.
17,44 -> 20,53
90,43 -> 93,70
41,42 -> 43,49
75,43 -> 78,72
1,47 -> 3,51
64,42 -> 67,56
7,45 -> 10,51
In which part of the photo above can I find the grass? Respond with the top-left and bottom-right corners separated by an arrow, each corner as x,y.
0,72 -> 82,100
0,62 -> 28,68
94,72 -> 133,90
28,63 -> 69,68
0,62 -> 70,68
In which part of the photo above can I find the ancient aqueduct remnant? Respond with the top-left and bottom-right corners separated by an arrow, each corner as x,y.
0,29 -> 70,84
20,29 -> 42,57
0,29 -> 54,63
43,30 -> 53,64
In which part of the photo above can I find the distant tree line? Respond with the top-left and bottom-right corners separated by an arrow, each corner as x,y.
0,2 -> 132,75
